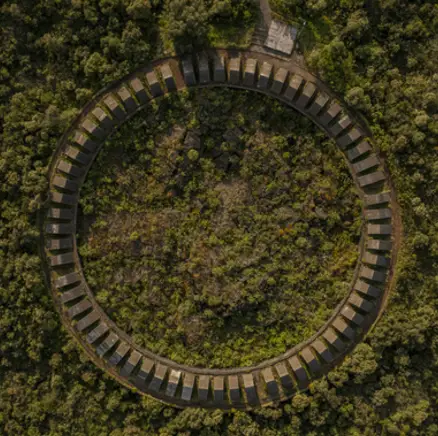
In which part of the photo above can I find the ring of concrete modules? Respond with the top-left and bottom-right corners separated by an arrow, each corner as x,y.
43,49 -> 395,409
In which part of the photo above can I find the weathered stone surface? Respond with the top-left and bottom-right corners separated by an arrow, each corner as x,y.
130,77 -> 149,104
55,272 -> 81,289
65,146 -> 91,166
67,299 -> 92,319
307,92 -> 329,116
341,305 -> 365,326
145,70 -> 163,97
103,95 -> 126,122
332,317 -> 355,340
243,58 -> 257,86
354,279 -> 382,298
81,118 -> 106,140
329,115 -> 352,137
261,367 -> 279,398
87,322 -> 109,344
108,342 -> 130,366
347,140 -> 371,161
48,208 -> 73,220
75,310 -> 100,332
73,130 -> 97,152
198,55 -> 210,84
91,107 -> 114,131
166,369 -> 182,397
275,362 -> 294,391
295,82 -> 317,110
120,350 -> 142,377
319,103 -> 342,126
95,332 -> 119,357
197,375 -> 210,401
360,265 -> 386,283
367,223 -> 392,236
358,171 -> 386,188
50,191 -> 77,206
47,237 -> 73,251
213,376 -> 225,402
257,62 -> 273,89
59,284 -> 85,304
52,176 -> 78,192
322,328 -> 346,351
300,348 -> 321,374
363,252 -> 390,268
284,75 -> 303,101
365,208 -> 392,221
337,127 -> 363,149
160,63 -> 176,90
228,375 -> 241,403
367,239 -> 392,252
181,373 -> 195,401
228,57 -> 241,84
353,155 -> 380,174
364,192 -> 391,207
213,54 -> 226,82
182,58 -> 196,86
136,358 -> 154,383
57,160 -> 83,178
288,356 -> 308,389
348,294 -> 373,313
242,373 -> 257,404
49,252 -> 75,267
311,339 -> 334,363
46,223 -> 74,235
271,67 -> 288,94
117,86 -> 138,113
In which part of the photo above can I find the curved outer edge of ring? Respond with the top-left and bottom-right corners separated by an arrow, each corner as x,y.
42,49 -> 395,410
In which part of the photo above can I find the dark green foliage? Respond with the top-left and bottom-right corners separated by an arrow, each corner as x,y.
0,0 -> 437,434
160,0 -> 256,49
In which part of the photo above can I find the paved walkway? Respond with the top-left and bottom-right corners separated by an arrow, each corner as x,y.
251,0 -> 272,47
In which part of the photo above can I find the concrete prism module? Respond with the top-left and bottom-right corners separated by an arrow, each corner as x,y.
160,63 -> 177,91
198,55 -> 211,84
228,375 -> 241,403
271,67 -> 288,94
181,373 -> 195,401
243,58 -> 257,86
145,71 -> 163,97
182,58 -> 196,86
117,86 -> 138,113
257,62 -> 273,89
261,367 -> 279,399
213,54 -> 226,82
91,107 -> 114,131
130,77 -> 149,104
59,284 -> 86,304
108,342 -> 130,367
228,57 -> 241,84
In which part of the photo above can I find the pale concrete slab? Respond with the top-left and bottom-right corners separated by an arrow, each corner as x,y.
264,20 -> 297,55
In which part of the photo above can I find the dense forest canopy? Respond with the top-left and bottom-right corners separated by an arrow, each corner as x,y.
0,0 -> 437,434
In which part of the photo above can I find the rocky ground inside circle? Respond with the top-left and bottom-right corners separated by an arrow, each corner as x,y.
78,88 -> 361,367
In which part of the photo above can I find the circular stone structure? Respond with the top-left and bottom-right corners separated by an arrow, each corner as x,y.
42,49 -> 396,409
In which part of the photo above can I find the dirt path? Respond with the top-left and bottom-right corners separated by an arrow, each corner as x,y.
251,0 -> 272,47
